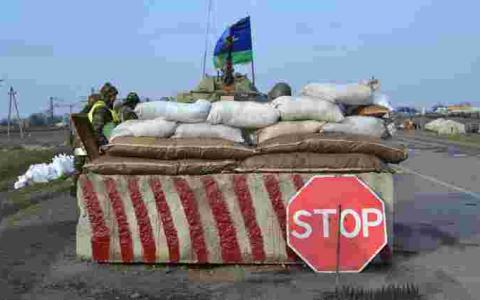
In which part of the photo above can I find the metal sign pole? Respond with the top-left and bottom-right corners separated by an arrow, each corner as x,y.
335,204 -> 342,288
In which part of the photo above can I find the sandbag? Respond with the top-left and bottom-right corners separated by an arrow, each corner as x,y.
255,121 -> 326,144
355,105 -> 389,118
134,99 -> 211,123
84,156 -> 237,175
425,118 -> 466,135
109,118 -> 177,140
300,82 -> 377,105
106,137 -> 255,160
257,133 -> 408,164
207,101 -> 280,128
271,96 -> 344,122
322,116 -> 387,138
173,123 -> 245,143
236,153 -> 386,173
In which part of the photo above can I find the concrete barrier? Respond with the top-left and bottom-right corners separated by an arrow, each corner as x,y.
77,172 -> 394,264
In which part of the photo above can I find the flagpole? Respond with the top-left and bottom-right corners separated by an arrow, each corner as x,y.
249,15 -> 256,88
202,0 -> 213,78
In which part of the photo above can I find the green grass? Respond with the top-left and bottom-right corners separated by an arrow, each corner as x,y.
0,147 -> 56,192
423,131 -> 480,147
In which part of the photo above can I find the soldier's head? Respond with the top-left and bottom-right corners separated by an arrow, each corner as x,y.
100,82 -> 118,106
268,82 -> 292,101
124,92 -> 140,109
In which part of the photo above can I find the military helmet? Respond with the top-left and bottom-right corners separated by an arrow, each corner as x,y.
100,82 -> 118,100
268,82 -> 292,100
125,92 -> 140,105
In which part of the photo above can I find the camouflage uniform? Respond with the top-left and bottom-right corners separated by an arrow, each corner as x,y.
117,92 -> 140,122
90,83 -> 120,146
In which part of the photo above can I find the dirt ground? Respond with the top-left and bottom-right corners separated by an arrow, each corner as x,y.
0,130 -> 479,299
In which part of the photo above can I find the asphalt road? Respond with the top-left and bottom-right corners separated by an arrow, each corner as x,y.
0,131 -> 479,300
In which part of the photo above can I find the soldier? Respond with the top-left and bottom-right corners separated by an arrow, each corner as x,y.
267,82 -> 292,101
88,82 -> 120,149
117,92 -> 140,122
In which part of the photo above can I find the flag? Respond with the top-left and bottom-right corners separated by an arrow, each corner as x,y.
213,16 -> 253,69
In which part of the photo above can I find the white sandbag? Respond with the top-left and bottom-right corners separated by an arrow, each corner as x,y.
425,118 -> 466,135
51,154 -> 74,177
135,99 -> 211,123
207,101 -> 280,129
256,120 -> 326,144
301,82 -> 376,106
173,123 -> 245,143
110,118 -> 177,140
322,116 -> 387,138
271,96 -> 344,122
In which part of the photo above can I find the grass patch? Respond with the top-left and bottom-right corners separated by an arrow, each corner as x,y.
1,178 -> 72,219
0,147 -> 56,192
423,131 -> 480,147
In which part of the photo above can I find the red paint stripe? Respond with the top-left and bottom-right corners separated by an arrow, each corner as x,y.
263,174 -> 298,261
149,178 -> 180,263
80,178 -> 110,262
201,176 -> 242,263
232,175 -> 266,262
104,178 -> 133,263
173,177 -> 209,263
292,174 -> 305,191
127,177 -> 156,263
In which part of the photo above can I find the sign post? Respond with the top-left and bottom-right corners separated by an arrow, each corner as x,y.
287,175 -> 387,273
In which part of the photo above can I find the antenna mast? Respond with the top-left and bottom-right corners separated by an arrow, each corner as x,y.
201,0 -> 213,78
7,86 -> 24,139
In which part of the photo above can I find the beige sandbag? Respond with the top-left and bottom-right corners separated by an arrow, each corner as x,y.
236,153 -> 386,173
84,156 -> 237,175
106,136 -> 255,160
255,121 -> 326,144
257,133 -> 408,164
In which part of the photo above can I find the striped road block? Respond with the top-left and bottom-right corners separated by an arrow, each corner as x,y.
77,172 -> 394,264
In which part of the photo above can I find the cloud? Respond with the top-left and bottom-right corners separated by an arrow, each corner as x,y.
0,40 -> 54,57
329,21 -> 342,29
150,22 -> 205,36
295,22 -> 314,35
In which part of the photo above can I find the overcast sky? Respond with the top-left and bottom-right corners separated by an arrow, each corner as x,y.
1,0 -> 479,117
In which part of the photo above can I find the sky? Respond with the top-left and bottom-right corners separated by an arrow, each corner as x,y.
1,0 -> 480,117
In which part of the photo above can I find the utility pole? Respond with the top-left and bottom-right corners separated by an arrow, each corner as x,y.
49,96 -> 55,124
7,86 -> 24,139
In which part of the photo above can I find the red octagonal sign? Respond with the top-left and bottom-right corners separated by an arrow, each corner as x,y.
287,175 -> 387,273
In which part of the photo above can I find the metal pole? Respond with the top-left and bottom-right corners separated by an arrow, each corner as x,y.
335,204 -> 342,287
7,87 -> 12,138
12,89 -> 24,138
251,60 -> 256,88
201,0 -> 213,78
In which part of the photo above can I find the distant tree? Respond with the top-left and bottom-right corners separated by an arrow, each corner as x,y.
0,118 -> 7,126
28,113 -> 48,126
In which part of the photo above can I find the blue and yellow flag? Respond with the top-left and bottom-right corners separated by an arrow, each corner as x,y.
213,16 -> 253,69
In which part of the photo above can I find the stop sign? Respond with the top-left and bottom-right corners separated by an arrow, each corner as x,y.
287,175 -> 387,273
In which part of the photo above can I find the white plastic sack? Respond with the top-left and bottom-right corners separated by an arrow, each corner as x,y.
14,154 -> 74,189
172,123 -> 245,143
110,118 -> 177,140
301,82 -> 375,106
207,101 -> 280,129
322,116 -> 387,138
51,154 -> 75,177
425,118 -> 466,135
271,96 -> 344,122
135,99 -> 211,123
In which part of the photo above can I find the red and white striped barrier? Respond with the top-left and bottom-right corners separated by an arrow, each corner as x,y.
77,173 -> 393,264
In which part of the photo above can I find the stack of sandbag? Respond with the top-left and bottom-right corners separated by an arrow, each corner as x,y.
425,118 -> 466,135
295,79 -> 394,138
